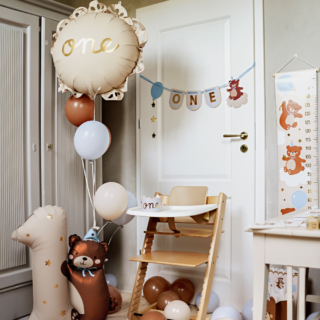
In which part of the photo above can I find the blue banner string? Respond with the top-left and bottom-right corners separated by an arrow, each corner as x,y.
140,62 -> 255,93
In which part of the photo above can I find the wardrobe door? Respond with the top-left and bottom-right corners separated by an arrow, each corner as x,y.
0,6 -> 40,320
41,17 -> 103,239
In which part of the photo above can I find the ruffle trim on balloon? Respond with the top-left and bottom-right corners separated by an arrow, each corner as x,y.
51,0 -> 147,101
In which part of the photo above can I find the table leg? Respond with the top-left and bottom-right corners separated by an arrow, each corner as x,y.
253,234 -> 269,320
297,267 -> 306,320
287,266 -> 293,320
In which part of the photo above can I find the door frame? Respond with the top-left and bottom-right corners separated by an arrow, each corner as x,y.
135,0 -> 266,251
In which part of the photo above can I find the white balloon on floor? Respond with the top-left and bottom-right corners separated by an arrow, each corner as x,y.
210,306 -> 241,320
307,312 -> 320,320
242,299 -> 253,320
164,300 -> 191,320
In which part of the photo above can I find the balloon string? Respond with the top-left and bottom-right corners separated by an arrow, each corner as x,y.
108,225 -> 123,245
81,157 -> 93,207
93,87 -> 101,122
97,221 -> 111,236
91,160 -> 96,228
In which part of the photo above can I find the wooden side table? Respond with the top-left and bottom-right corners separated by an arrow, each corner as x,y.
246,212 -> 320,320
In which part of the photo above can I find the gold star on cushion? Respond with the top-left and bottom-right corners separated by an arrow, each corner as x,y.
43,301 -> 46,304
281,188 -> 284,191
298,139 -> 301,143
45,260 -> 52,266
54,284 -> 58,289
60,237 -> 64,242
47,214 -> 53,219
152,102 -> 156,108
26,234 -> 30,237
152,133 -> 156,138
60,310 -> 66,316
151,116 -> 157,122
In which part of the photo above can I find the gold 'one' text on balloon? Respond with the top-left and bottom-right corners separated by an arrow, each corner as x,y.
62,38 -> 120,56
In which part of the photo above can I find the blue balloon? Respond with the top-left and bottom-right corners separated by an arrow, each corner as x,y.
151,82 -> 164,100
291,190 -> 307,210
307,312 -> 319,320
105,273 -> 118,287
292,284 -> 297,293
277,74 -> 293,95
196,291 -> 220,313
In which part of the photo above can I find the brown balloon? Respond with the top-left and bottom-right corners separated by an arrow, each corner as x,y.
108,285 -> 122,314
65,95 -> 96,127
141,311 -> 167,320
157,290 -> 180,310
143,276 -> 170,304
169,278 -> 195,304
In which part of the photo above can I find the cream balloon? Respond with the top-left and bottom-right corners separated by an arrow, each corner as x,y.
164,300 -> 191,320
51,1 -> 147,101
94,182 -> 128,220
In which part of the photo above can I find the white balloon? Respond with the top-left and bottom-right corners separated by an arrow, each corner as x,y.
211,306 -> 241,320
164,300 -> 191,320
307,312 -> 320,320
74,121 -> 110,160
94,182 -> 128,220
241,299 -> 253,320
196,291 -> 220,313
105,273 -> 118,287
112,191 -> 138,225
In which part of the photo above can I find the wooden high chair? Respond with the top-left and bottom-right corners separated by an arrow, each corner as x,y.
127,187 -> 227,320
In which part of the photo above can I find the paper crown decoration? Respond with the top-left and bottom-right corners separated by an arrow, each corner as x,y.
141,195 -> 162,212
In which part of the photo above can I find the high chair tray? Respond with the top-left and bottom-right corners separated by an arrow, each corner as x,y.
127,204 -> 217,218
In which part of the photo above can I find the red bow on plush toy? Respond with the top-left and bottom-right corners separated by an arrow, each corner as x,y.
61,229 -> 116,320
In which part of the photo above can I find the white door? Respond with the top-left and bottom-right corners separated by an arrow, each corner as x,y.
41,18 -> 103,238
0,6 -> 40,319
137,0 -> 256,309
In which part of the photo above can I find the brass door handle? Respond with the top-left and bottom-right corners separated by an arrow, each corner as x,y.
223,131 -> 248,140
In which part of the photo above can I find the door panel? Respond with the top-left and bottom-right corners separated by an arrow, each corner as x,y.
137,0 -> 254,309
0,6 -> 40,320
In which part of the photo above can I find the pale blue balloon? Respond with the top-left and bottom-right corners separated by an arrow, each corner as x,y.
112,191 -> 138,225
105,273 -> 118,287
211,306 -> 241,320
292,284 -> 297,293
151,82 -> 164,100
307,312 -> 319,320
74,121 -> 110,160
292,190 -> 307,210
242,299 -> 253,320
277,74 -> 293,95
196,290 -> 220,313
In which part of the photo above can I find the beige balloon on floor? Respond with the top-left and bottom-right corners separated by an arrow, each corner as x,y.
11,206 -> 72,320
164,300 -> 191,320
51,0 -> 147,101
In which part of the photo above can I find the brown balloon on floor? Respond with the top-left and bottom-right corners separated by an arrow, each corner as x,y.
143,276 -> 170,304
108,285 -> 122,314
141,311 -> 167,320
157,290 -> 181,310
65,95 -> 96,127
170,278 -> 195,304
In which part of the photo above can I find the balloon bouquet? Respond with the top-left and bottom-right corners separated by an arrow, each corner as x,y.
51,0 -> 147,319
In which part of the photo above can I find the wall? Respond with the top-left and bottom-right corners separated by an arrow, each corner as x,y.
264,0 -> 320,314
54,0 -> 167,292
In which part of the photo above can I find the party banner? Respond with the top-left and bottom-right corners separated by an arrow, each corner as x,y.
186,90 -> 202,111
275,69 -> 318,216
169,89 -> 185,110
204,86 -> 221,108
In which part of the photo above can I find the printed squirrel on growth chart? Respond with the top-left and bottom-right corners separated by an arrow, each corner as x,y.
282,142 -> 306,175
279,100 -> 303,130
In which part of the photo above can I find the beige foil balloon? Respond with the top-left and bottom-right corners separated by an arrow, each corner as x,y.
51,0 -> 147,101
11,206 -> 72,320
